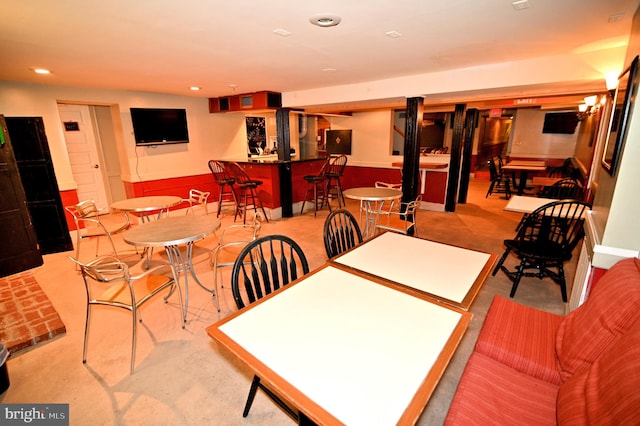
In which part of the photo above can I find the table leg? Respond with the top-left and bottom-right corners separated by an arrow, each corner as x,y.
517,171 -> 529,195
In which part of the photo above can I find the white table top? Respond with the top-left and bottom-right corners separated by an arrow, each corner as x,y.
343,187 -> 402,202
504,195 -> 557,214
502,161 -> 546,171
111,195 -> 182,213
123,215 -> 220,247
208,265 -> 470,425
332,232 -> 495,310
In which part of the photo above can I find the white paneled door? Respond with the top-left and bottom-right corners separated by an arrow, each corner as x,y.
58,104 -> 109,210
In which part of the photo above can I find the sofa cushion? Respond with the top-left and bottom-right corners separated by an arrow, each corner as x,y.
474,295 -> 564,384
445,352 -> 559,425
557,318 -> 640,424
556,257 -> 640,381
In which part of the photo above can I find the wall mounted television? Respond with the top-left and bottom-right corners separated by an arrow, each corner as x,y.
542,112 -> 579,134
130,108 -> 190,146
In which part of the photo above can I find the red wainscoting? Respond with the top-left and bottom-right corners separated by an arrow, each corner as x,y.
61,190 -> 80,231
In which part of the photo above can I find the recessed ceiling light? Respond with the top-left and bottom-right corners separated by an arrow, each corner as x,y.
309,14 -> 342,27
609,13 -> 625,23
273,28 -> 292,37
32,68 -> 51,75
189,86 -> 201,91
385,30 -> 402,38
511,0 -> 530,11
322,68 -> 337,72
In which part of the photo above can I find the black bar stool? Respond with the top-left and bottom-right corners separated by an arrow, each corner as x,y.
326,154 -> 347,208
208,160 -> 239,217
300,158 -> 332,216
226,162 -> 269,223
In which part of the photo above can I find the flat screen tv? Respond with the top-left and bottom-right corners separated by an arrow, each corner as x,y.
542,112 -> 579,134
130,108 -> 189,146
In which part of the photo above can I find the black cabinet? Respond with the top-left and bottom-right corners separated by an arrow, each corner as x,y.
6,117 -> 73,255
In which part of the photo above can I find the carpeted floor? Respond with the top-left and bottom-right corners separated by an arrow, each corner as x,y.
0,271 -> 66,355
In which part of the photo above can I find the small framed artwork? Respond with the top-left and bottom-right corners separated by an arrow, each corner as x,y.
325,129 -> 352,155
602,55 -> 639,175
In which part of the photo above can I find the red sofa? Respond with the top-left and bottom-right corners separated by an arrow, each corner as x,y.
445,257 -> 640,425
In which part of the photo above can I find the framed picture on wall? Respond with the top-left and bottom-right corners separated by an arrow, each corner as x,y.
325,129 -> 352,155
602,55 -> 639,175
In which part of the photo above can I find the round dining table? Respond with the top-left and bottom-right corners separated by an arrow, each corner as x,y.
343,187 -> 402,238
123,215 -> 221,321
111,195 -> 183,222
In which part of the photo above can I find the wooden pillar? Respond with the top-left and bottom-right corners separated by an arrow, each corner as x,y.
401,97 -> 423,205
458,108 -> 478,204
276,109 -> 293,217
445,104 -> 466,212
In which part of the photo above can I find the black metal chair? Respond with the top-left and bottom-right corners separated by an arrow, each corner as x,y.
208,160 -> 238,217
230,234 -> 309,421
300,157 -> 332,216
492,200 -> 592,302
225,161 -> 269,223
485,156 -> 512,199
323,209 -> 363,258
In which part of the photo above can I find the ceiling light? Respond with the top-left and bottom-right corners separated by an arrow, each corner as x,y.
309,14 -> 342,27
33,68 -> 51,75
578,104 -> 588,113
584,95 -> 598,107
273,28 -> 292,37
322,68 -> 337,72
511,0 -> 530,11
605,71 -> 619,90
385,31 -> 402,38
189,86 -> 201,91
608,13 -> 625,23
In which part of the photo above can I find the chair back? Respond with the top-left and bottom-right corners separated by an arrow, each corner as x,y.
226,161 -> 253,186
208,160 -> 234,183
323,209 -> 363,258
538,178 -> 583,200
487,157 -> 500,180
231,235 -> 309,309
66,199 -> 99,221
517,200 -> 591,257
328,154 -> 347,176
375,181 -> 402,189
184,189 -> 210,215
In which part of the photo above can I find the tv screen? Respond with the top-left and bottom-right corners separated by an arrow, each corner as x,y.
542,112 -> 579,134
130,108 -> 189,145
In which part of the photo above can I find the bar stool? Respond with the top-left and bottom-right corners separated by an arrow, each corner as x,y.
226,162 -> 269,223
208,160 -> 238,217
325,154 -> 347,208
300,158 -> 332,216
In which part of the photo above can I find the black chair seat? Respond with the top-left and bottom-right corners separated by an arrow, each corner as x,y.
304,175 -> 325,183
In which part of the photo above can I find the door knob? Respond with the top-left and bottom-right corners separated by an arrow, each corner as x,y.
94,164 -> 99,168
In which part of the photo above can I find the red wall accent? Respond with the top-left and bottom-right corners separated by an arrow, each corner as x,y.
60,190 -> 80,231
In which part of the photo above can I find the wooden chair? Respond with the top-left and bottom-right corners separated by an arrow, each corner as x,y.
485,156 -> 512,199
325,155 -> 348,208
69,255 -> 185,374
300,157 -> 332,216
226,162 -> 269,223
323,209 -> 363,258
208,160 -> 238,217
230,235 -> 309,421
492,200 -> 592,302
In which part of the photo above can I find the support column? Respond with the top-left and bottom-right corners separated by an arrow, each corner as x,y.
458,108 -> 478,204
401,97 -> 423,205
276,109 -> 293,217
445,104 -> 466,212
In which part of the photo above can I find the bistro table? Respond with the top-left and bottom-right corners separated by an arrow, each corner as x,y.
111,195 -> 182,223
124,215 -> 220,321
504,195 -> 558,214
331,231 -> 495,310
206,264 -> 471,425
501,160 -> 547,195
343,187 -> 402,238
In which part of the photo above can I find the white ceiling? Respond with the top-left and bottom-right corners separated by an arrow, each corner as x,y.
1,0 -> 638,110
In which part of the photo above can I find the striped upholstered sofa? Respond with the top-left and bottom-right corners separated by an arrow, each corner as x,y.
445,257 -> 640,425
